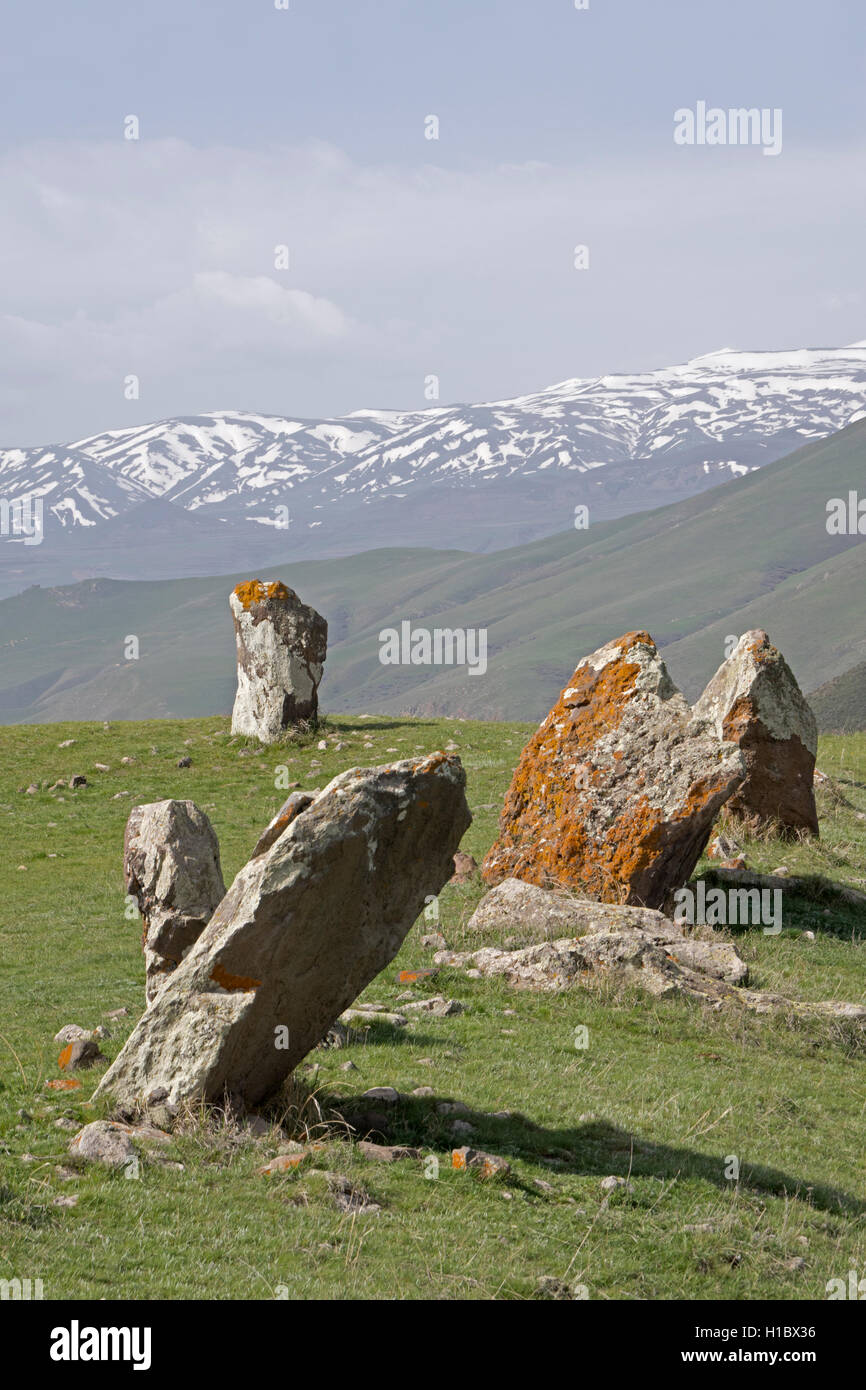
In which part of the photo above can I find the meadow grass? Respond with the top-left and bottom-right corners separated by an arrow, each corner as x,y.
1,716 -> 864,1300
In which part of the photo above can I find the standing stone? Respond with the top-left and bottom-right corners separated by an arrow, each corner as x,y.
694,631 -> 819,836
124,800 -> 226,1006
230,580 -> 327,743
95,754 -> 471,1112
481,631 -> 744,909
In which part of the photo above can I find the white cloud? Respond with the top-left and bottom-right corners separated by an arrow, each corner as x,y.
0,136 -> 864,443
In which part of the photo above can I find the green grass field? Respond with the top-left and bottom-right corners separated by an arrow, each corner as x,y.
2,715 -> 865,1301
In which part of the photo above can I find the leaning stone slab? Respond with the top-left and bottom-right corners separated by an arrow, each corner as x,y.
482,631 -> 744,908
230,580 -> 328,742
694,630 -> 819,836
94,754 -> 470,1112
124,800 -> 226,1006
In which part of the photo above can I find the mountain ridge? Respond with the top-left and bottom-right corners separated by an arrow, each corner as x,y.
2,343 -> 864,587
1,414 -> 864,725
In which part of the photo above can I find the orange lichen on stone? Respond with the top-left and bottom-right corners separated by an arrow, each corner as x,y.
259,1153 -> 306,1175
482,630 -> 744,908
210,963 -> 263,992
57,1043 -> 74,1070
451,1149 -> 467,1170
232,579 -> 291,611
398,968 -> 437,982
45,1078 -> 81,1091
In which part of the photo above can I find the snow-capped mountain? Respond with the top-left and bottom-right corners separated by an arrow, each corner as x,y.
2,343 -> 865,571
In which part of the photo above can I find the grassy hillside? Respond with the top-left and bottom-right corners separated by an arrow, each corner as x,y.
810,661 -> 866,732
0,420 -> 865,724
2,715 -> 866,1301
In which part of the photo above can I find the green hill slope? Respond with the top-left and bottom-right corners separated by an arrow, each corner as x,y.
809,660 -> 866,732
1,419 -> 864,722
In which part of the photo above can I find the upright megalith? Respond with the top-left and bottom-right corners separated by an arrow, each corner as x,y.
482,631 -> 745,909
124,800 -> 226,1005
95,754 -> 471,1112
230,580 -> 327,743
694,630 -> 819,836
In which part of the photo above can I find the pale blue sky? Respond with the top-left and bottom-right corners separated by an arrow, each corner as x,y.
0,0 -> 864,443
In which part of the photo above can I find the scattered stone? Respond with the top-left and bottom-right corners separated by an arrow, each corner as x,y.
438,890 -> 750,1006
95,754 -> 471,1111
357,1141 -> 422,1163
327,1174 -> 381,1215
94,763 -> 110,773
451,851 -> 478,882
339,1060 -> 359,1073
401,996 -> 464,1017
707,833 -> 741,861
54,1118 -> 79,1133
58,739 -> 76,748
52,1194 -> 79,1208
601,1175 -> 631,1193
57,1039 -> 106,1071
451,1146 -> 510,1178
45,1079 -> 82,1092
259,1149 -> 316,1175
437,1100 -> 470,1115
361,1087 -> 401,1105
802,931 -> 816,942
412,1085 -> 434,1097
340,1009 -> 408,1028
229,580 -> 328,743
482,631 -> 744,908
69,775 -> 87,789
53,1024 -> 91,1045
450,1119 -> 475,1137
535,1276 -> 574,1300
176,756 -> 192,769
105,1007 -> 129,1020
123,799 -> 226,1006
69,1121 -> 137,1169
420,931 -> 447,950
694,630 -> 819,836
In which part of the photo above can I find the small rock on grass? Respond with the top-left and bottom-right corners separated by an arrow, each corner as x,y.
57,1039 -> 106,1072
451,1146 -> 510,1178
600,1175 -> 632,1194
357,1141 -> 422,1164
69,1122 -> 136,1169
54,1023 -> 90,1044
535,1276 -> 575,1301
361,1086 -> 401,1104
327,1174 -> 380,1215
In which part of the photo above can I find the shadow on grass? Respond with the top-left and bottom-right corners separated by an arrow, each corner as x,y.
328,1090 -> 865,1217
